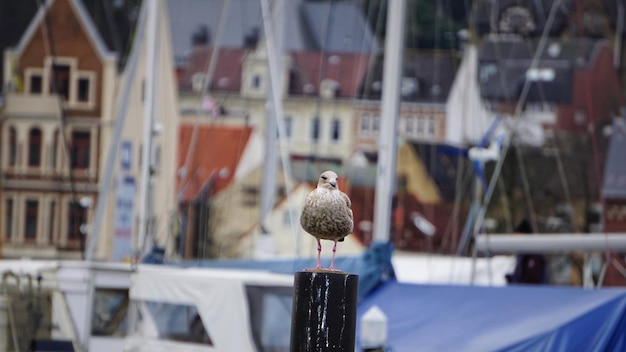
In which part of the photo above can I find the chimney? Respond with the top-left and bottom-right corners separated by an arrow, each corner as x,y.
192,25 -> 211,46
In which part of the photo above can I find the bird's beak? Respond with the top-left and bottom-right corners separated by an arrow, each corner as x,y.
330,182 -> 337,188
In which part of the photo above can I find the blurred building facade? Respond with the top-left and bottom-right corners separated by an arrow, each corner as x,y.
0,0 -> 180,260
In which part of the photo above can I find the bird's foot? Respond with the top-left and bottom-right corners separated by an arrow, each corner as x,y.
325,266 -> 342,272
306,265 -> 323,271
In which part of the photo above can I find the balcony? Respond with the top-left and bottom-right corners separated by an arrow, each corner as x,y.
2,93 -> 61,118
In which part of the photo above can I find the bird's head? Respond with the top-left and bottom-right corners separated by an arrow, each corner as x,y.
317,170 -> 339,190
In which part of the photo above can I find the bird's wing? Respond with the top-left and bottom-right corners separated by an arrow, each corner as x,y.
340,192 -> 353,221
341,191 -> 352,209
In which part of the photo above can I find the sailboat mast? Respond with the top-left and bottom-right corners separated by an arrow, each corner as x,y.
373,0 -> 406,242
137,0 -> 160,257
258,0 -> 283,232
84,3 -> 148,260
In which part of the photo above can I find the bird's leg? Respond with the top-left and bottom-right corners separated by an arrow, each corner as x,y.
315,238 -> 322,270
327,240 -> 340,271
306,239 -> 323,271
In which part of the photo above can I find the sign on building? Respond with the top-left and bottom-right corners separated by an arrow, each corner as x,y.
112,176 -> 136,262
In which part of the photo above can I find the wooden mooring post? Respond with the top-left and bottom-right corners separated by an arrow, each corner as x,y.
290,270 -> 359,352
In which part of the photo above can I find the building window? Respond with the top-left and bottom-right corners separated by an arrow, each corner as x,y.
282,210 -> 291,225
25,200 -> 39,241
405,117 -> 414,136
283,116 -> 292,139
28,128 -> 42,167
359,113 -> 381,136
51,64 -> 71,101
331,118 -> 341,142
144,301 -> 213,345
311,117 -> 320,141
359,114 -> 370,134
30,75 -> 42,94
372,115 -> 380,133
9,127 -> 17,166
51,129 -> 59,168
49,201 -> 56,244
91,288 -> 130,337
252,75 -> 261,89
77,77 -> 90,102
71,131 -> 91,169
4,199 -> 13,240
417,117 -> 425,135
427,116 -> 436,135
68,201 -> 87,242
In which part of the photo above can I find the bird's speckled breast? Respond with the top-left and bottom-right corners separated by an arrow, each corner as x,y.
300,188 -> 353,241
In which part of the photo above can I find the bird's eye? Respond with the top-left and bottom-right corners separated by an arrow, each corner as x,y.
321,176 -> 327,180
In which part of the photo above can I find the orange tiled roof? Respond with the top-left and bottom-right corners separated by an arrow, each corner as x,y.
177,124 -> 253,202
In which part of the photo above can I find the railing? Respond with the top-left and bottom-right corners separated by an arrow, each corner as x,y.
2,94 -> 61,118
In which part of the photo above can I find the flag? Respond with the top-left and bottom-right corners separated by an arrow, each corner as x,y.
201,94 -> 221,115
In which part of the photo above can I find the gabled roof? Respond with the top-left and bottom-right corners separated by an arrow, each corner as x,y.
166,0 -> 378,66
602,118 -> 626,200
295,1 -> 378,53
290,51 -> 372,98
178,46 -> 372,99
8,0 -> 116,61
177,124 -> 253,202
360,51 -> 458,103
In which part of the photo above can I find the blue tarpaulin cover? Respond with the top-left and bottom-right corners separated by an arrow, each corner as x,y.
356,281 -> 626,352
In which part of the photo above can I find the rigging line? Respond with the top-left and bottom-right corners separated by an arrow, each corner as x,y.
443,156 -> 476,252
474,37 -> 540,237
574,1 -> 609,257
428,0 -> 448,248
359,0 -> 386,103
576,1 -> 608,228
37,0 -> 85,258
496,171 -> 514,233
508,34 -> 556,233
347,0 -> 376,134
204,1 -> 261,229
344,0 -> 372,112
508,26 -> 577,234
176,0 -> 232,199
259,0 -> 299,250
514,144 -> 538,231
471,0 -> 562,255
152,22 -> 178,247
552,132 -> 579,232
347,0 -> 383,188
303,0 -> 336,176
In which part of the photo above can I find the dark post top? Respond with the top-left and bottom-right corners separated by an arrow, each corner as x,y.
290,270 -> 359,352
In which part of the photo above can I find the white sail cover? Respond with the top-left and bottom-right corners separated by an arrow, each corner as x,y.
124,265 -> 292,352
445,45 -> 496,146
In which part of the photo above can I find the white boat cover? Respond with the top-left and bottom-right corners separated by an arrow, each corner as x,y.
125,265 -> 292,352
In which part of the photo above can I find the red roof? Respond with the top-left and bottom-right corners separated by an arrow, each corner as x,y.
177,124 -> 253,202
290,51 -> 372,98
178,46 -> 372,98
179,46 -> 247,92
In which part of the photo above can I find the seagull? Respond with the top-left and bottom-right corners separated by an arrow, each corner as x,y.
300,170 -> 353,271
